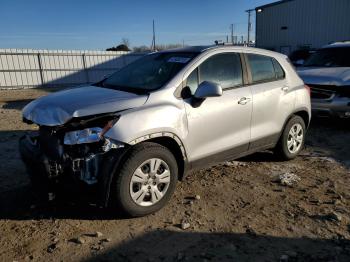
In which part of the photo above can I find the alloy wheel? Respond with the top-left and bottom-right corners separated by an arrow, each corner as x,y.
287,123 -> 303,154
129,158 -> 171,207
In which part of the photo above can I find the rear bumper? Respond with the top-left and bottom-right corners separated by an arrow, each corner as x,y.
312,96 -> 350,118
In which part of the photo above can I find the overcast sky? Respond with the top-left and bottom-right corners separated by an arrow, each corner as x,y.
0,0 -> 273,50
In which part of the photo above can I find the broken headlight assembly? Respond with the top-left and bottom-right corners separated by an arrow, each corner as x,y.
63,115 -> 119,145
64,127 -> 103,145
62,117 -> 124,185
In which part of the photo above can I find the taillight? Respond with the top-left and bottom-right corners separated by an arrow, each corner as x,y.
304,84 -> 311,96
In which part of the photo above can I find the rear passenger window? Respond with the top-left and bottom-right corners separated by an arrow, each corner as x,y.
247,54 -> 275,83
199,53 -> 243,89
247,54 -> 284,83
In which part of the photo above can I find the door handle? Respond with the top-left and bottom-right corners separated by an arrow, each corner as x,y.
238,97 -> 251,105
282,85 -> 289,92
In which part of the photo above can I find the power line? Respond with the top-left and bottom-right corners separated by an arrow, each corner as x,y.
151,19 -> 156,51
245,9 -> 254,44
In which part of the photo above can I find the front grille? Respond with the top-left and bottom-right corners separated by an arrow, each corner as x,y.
38,127 -> 63,160
310,88 -> 334,99
308,84 -> 350,99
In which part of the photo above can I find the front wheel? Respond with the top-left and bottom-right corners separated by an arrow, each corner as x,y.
110,142 -> 178,217
274,115 -> 306,160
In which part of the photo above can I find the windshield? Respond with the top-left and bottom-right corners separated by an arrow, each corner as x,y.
100,52 -> 198,93
304,47 -> 350,67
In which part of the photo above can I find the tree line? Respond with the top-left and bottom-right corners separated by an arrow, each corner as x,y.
106,39 -> 183,52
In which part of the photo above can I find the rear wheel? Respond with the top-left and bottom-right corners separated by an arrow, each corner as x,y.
111,142 -> 178,217
275,115 -> 306,160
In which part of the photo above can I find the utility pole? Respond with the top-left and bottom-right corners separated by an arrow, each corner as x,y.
182,39 -> 185,47
246,9 -> 254,45
151,19 -> 156,51
230,24 -> 234,44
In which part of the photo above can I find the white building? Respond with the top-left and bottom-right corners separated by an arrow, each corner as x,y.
255,0 -> 350,55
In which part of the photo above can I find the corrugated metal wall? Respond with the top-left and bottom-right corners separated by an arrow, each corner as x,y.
0,49 -> 144,89
256,0 -> 350,54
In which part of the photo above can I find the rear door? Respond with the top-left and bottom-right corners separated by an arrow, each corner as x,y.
245,53 -> 295,149
183,53 -> 252,167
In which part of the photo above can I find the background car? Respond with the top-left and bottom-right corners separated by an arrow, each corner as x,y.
297,42 -> 350,118
289,48 -> 317,67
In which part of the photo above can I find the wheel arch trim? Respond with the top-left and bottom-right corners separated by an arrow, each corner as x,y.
278,108 -> 310,143
128,132 -> 187,160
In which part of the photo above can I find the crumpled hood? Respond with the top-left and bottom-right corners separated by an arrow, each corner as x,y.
297,67 -> 350,86
23,86 -> 148,126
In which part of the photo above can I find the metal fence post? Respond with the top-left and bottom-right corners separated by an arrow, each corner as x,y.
37,53 -> 44,87
82,54 -> 89,84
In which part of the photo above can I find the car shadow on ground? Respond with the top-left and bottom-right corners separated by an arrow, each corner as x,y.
0,185 -> 128,221
81,230 -> 350,262
1,99 -> 35,110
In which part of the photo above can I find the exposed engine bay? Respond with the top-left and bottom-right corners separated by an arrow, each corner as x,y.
20,113 -> 126,201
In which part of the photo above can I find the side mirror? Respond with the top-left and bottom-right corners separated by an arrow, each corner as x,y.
194,81 -> 223,99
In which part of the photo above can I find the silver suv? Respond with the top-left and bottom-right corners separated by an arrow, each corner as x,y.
20,46 -> 311,217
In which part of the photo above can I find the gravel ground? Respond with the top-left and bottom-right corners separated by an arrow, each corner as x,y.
0,88 -> 349,262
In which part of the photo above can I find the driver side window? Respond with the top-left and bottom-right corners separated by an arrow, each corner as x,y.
185,53 -> 243,95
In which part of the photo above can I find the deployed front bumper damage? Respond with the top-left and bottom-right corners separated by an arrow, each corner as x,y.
19,128 -> 128,206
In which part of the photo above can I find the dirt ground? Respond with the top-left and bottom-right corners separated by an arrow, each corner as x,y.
0,88 -> 349,262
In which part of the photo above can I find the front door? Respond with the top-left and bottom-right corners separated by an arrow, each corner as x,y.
183,53 -> 252,167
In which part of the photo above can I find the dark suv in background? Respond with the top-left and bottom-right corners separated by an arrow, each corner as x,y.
297,42 -> 350,118
289,49 -> 316,67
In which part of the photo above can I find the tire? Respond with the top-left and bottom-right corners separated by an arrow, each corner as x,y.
274,115 -> 306,160
110,142 -> 178,217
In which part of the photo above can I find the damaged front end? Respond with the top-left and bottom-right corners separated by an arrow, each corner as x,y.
19,113 -> 127,204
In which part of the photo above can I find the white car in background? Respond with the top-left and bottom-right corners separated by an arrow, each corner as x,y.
297,42 -> 350,118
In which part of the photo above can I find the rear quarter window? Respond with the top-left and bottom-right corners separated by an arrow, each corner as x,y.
272,58 -> 285,79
